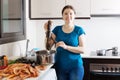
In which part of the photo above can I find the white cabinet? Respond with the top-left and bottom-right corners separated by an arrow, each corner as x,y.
30,0 -> 65,19
91,0 -> 120,15
29,0 -> 90,19
65,0 -> 90,18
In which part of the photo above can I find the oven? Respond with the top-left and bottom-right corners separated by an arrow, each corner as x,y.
90,63 -> 120,80
83,58 -> 120,80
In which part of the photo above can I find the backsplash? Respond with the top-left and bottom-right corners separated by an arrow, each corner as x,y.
34,17 -> 120,55
1,17 -> 120,57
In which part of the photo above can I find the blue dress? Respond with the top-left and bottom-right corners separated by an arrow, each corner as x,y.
52,25 -> 85,70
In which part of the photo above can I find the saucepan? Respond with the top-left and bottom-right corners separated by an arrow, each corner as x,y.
36,50 -> 56,65
96,49 -> 106,56
96,47 -> 118,56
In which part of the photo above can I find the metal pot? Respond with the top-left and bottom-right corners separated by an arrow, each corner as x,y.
111,47 -> 118,56
96,49 -> 106,56
36,50 -> 56,65
96,47 -> 118,56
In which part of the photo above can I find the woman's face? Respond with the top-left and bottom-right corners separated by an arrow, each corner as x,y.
62,8 -> 75,24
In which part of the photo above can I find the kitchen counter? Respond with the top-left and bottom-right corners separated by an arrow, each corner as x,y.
81,52 -> 120,59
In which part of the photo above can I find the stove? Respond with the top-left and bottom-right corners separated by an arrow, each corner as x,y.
90,63 -> 120,80
90,63 -> 120,73
90,50 -> 120,57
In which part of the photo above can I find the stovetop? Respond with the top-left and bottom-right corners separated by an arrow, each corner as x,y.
81,51 -> 120,59
90,51 -> 119,56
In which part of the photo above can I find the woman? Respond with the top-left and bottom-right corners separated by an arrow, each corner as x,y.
44,5 -> 86,80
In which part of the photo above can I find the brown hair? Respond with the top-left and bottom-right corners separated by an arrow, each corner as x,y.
62,5 -> 76,15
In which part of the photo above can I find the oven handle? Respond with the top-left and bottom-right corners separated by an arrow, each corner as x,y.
90,71 -> 120,76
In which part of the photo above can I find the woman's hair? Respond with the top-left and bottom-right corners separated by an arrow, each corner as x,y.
62,5 -> 76,15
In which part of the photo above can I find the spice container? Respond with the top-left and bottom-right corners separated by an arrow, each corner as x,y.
0,55 -> 8,70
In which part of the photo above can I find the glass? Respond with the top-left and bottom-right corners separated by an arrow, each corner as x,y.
1,0 -> 22,33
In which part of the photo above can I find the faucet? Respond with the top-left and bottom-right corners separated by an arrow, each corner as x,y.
25,39 -> 30,57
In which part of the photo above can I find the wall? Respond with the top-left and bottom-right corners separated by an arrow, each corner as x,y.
0,0 -> 120,57
32,17 -> 120,55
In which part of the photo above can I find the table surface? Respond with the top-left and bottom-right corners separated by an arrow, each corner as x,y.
26,64 -> 54,80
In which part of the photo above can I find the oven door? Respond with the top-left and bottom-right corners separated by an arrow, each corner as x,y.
90,71 -> 120,80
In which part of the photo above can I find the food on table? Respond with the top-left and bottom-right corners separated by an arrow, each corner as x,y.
0,63 -> 39,80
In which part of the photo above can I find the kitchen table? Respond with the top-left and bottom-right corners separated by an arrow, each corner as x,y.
1,64 -> 57,80
26,64 -> 57,80
7,56 -> 57,80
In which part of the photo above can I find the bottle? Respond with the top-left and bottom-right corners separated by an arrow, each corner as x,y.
0,55 -> 8,70
3,55 -> 8,66
0,56 -> 2,66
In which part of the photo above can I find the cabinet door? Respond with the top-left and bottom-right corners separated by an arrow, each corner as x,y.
0,0 -> 25,44
65,0 -> 90,18
91,0 -> 120,15
29,0 -> 90,19
30,0 -> 65,19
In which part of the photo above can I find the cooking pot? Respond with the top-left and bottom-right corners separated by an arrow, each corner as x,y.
96,47 -> 118,56
36,50 -> 56,65
111,47 -> 118,56
96,49 -> 106,56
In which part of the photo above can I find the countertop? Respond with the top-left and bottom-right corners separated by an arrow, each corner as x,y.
81,52 -> 120,59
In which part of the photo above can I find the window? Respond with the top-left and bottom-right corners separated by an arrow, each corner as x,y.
0,0 -> 26,44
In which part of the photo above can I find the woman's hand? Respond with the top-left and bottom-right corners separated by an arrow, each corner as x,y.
56,41 -> 68,49
44,22 -> 48,32
44,20 -> 52,32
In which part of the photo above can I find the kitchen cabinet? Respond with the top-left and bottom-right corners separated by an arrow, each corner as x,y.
0,0 -> 26,44
29,0 -> 90,19
65,0 -> 90,18
91,0 -> 120,15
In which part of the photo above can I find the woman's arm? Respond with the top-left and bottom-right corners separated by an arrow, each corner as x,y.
45,33 -> 56,50
56,34 -> 86,54
44,20 -> 56,50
